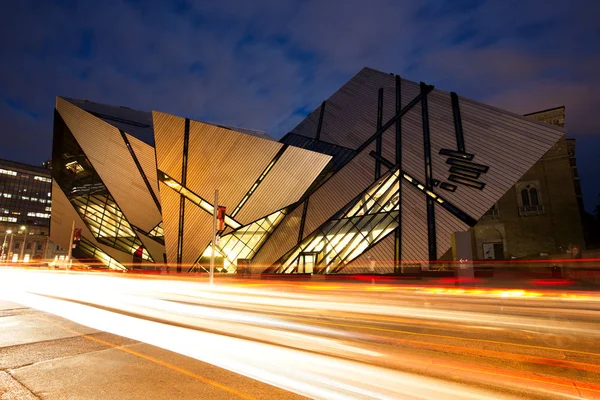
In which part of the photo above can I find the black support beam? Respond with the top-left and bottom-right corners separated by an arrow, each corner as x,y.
394,75 -> 402,274
315,101 -> 327,141
176,118 -> 190,271
421,82 -> 437,262
375,88 -> 384,180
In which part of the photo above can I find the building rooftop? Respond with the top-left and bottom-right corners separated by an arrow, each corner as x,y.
0,158 -> 50,176
61,97 -> 275,144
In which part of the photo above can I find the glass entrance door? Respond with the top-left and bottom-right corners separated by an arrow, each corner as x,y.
298,253 -> 316,274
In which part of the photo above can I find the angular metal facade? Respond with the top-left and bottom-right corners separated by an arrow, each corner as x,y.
50,67 -> 564,274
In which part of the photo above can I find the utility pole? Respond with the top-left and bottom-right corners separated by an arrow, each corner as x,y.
8,231 -> 14,262
67,220 -> 75,269
210,189 -> 218,285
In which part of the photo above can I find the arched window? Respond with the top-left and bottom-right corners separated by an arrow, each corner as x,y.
517,182 -> 543,216
520,189 -> 530,207
529,187 -> 539,206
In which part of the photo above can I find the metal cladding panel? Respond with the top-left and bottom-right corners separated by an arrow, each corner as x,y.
62,97 -> 154,146
252,204 -> 303,269
427,90 -> 564,220
137,232 -> 166,265
302,143 -> 376,241
153,111 -> 185,182
182,198 -> 213,264
186,120 -> 283,213
50,181 -> 131,264
381,127 -> 396,167
289,103 -> 321,140
50,181 -> 93,251
159,182 -> 181,264
126,133 -> 161,204
291,68 -> 422,151
401,183 -> 428,266
401,103 -> 425,181
341,233 -> 395,274
235,146 -> 331,225
56,98 -> 162,233
278,133 -> 356,181
314,69 -> 384,149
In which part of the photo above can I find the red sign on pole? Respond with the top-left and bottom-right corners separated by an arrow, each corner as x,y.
217,206 -> 226,231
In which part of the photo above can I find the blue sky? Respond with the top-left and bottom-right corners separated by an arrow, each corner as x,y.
1,0 -> 599,210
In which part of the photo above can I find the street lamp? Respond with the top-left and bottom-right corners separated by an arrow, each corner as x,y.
1,229 -> 12,262
19,226 -> 27,262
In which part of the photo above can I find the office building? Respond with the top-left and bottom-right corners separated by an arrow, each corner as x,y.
0,158 -> 67,262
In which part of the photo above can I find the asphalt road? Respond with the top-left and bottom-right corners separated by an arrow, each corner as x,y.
2,267 -> 600,399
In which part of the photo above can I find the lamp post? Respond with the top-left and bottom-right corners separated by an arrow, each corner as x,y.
19,226 -> 27,262
8,230 -> 14,262
1,229 -> 12,262
210,189 -> 218,285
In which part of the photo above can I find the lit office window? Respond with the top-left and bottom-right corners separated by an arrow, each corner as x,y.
0,169 -> 17,176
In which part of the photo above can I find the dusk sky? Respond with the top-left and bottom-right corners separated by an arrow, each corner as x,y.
1,0 -> 599,210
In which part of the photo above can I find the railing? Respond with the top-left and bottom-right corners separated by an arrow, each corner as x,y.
518,205 -> 544,216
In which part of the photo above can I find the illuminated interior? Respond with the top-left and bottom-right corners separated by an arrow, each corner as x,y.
158,171 -> 242,230
277,170 -> 401,274
196,209 -> 286,273
149,222 -> 164,237
77,236 -> 127,270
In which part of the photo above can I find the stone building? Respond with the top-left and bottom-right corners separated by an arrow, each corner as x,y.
472,106 -> 586,260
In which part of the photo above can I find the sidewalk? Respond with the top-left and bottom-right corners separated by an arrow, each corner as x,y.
0,300 -> 302,400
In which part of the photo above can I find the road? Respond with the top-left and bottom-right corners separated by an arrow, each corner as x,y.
1,267 -> 600,399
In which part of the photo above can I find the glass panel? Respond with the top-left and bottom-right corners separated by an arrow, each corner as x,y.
196,210 -> 286,272
277,168 -> 402,273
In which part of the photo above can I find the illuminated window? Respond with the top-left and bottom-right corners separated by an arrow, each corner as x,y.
0,169 -> 17,176
27,212 -> 50,218
159,171 -> 242,229
149,222 -> 164,237
45,207 -> 51,212
0,217 -> 17,222
196,209 -> 286,273
34,176 -> 52,183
